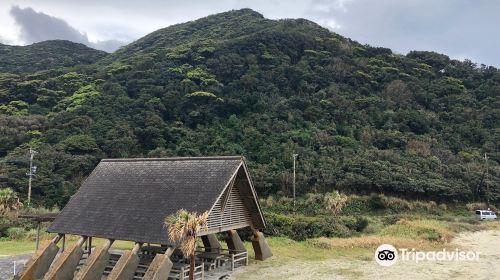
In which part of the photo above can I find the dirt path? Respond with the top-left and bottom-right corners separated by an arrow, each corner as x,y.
231,230 -> 500,280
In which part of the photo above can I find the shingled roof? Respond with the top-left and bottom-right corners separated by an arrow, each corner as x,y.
48,156 -> 264,244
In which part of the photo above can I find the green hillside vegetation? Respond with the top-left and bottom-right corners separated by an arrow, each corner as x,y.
0,40 -> 107,73
0,9 -> 498,208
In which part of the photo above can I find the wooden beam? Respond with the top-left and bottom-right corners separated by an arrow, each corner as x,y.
74,239 -> 114,280
201,222 -> 251,235
16,234 -> 62,280
107,243 -> 142,280
43,237 -> 87,280
143,248 -> 174,280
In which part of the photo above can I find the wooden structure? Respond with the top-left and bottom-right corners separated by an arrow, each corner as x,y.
18,213 -> 58,250
17,156 -> 271,280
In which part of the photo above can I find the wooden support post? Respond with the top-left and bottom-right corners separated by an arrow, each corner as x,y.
251,230 -> 272,261
88,237 -> 92,256
35,221 -> 41,251
231,254 -> 235,271
225,230 -> 245,252
107,243 -> 141,280
201,234 -> 222,253
75,239 -> 114,280
15,234 -> 62,280
43,236 -> 87,280
143,247 -> 174,280
62,234 -> 65,252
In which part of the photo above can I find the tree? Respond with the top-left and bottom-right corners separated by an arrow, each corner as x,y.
1,9 -> 499,206
165,209 -> 209,280
0,188 -> 22,218
58,134 -> 98,154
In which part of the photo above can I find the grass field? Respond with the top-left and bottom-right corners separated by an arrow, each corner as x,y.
234,220 -> 500,280
0,236 -> 135,256
1,218 -> 498,261
1,219 -> 499,280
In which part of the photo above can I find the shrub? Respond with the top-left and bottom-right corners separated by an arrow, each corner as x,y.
323,191 -> 348,215
291,220 -> 321,241
447,222 -> 484,233
58,134 -> 98,154
383,196 -> 412,212
354,217 -> 369,232
382,215 -> 401,225
260,196 -> 275,208
24,228 -> 50,241
342,195 -> 370,215
466,202 -> 497,212
416,227 -> 441,242
409,200 -> 436,213
340,216 -> 369,232
369,194 -> 386,210
20,206 -> 60,215
264,212 -> 295,237
305,193 -> 323,205
6,227 -> 26,240
264,212 -> 355,241
0,218 -> 12,238
0,188 -> 22,216
324,222 -> 352,238
438,204 -> 448,211
381,219 -> 453,242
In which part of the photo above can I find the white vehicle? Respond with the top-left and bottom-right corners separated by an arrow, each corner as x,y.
475,210 -> 497,220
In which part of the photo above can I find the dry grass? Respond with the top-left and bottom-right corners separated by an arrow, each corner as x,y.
484,220 -> 500,230
309,235 -> 439,251
380,219 -> 454,242
308,219 -> 500,253
465,202 -> 498,212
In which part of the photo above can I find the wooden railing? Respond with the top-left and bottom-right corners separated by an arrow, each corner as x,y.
196,246 -> 248,271
169,262 -> 204,280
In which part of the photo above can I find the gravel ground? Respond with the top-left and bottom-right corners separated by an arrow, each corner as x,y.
0,254 -> 31,280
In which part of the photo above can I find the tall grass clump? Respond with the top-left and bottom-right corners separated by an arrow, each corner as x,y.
466,202 -> 497,212
323,191 -> 348,215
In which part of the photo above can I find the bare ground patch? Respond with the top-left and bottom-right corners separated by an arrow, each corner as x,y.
231,229 -> 500,280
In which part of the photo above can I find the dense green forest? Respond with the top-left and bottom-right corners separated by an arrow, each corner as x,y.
0,40 -> 106,73
0,9 -> 498,207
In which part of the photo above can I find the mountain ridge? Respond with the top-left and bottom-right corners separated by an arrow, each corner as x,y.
0,40 -> 107,73
0,9 -> 498,207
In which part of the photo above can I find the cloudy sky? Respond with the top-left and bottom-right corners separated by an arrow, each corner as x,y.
1,0 -> 499,66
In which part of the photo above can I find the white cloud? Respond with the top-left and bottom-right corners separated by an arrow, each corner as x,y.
8,6 -> 127,52
318,19 -> 341,30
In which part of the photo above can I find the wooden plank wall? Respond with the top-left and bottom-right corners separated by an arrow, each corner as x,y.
207,171 -> 253,232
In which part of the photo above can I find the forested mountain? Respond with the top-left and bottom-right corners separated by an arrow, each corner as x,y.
0,40 -> 107,73
0,9 -> 498,207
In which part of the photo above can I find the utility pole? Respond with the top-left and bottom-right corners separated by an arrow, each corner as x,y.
26,147 -> 38,207
485,153 -> 489,207
292,153 -> 298,210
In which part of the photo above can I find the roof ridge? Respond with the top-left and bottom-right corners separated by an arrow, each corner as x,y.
101,156 -> 243,162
